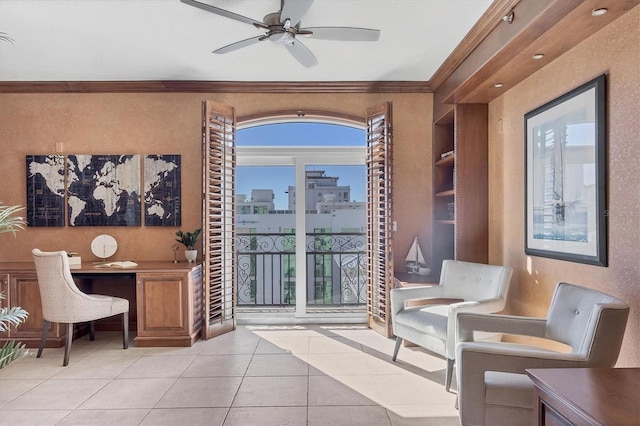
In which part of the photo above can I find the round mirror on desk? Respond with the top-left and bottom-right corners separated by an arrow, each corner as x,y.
91,234 -> 118,262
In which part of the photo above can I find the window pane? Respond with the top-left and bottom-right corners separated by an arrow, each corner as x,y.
238,123 -> 365,147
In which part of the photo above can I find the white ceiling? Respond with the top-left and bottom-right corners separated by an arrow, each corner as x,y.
0,0 -> 493,82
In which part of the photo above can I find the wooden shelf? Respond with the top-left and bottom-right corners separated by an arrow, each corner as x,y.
435,155 -> 455,167
432,104 -> 488,275
435,189 -> 455,197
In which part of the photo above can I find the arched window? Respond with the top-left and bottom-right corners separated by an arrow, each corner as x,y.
236,118 -> 367,321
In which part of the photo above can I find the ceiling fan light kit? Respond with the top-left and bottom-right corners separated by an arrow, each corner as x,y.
180,0 -> 381,67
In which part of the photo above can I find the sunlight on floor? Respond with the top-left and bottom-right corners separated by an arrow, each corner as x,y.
248,324 -> 459,421
0,325 -> 460,425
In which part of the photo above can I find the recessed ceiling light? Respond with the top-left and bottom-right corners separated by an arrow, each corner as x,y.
494,83 -> 504,88
533,53 -> 545,60
592,8 -> 608,16
502,11 -> 514,24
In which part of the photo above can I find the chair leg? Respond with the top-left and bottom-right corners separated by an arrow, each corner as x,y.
89,321 -> 96,341
63,323 -> 73,366
445,358 -> 455,392
122,311 -> 129,349
37,320 -> 50,358
392,336 -> 402,361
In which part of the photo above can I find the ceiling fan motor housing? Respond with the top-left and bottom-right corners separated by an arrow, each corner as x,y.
264,12 -> 299,45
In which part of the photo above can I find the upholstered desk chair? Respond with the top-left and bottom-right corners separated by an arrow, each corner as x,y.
32,249 -> 129,366
455,282 -> 630,426
390,260 -> 513,392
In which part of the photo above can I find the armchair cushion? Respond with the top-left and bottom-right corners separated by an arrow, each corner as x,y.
394,305 -> 449,341
485,372 -> 534,409
485,372 -> 534,426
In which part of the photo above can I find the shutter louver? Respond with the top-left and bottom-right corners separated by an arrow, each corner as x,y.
366,102 -> 394,337
202,101 -> 236,339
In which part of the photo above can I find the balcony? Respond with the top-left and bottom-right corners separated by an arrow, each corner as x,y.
236,232 -> 366,310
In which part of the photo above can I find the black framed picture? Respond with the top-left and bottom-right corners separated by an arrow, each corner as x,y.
144,154 -> 181,226
525,74 -> 607,266
66,154 -> 141,226
26,155 -> 65,227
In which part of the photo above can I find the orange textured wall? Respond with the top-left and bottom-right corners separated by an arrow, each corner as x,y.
0,92 -> 432,273
488,6 -> 639,366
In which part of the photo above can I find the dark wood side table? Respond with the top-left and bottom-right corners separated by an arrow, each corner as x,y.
526,368 -> 640,426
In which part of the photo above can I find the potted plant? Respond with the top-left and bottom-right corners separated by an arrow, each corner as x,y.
0,203 -> 29,368
175,228 -> 201,263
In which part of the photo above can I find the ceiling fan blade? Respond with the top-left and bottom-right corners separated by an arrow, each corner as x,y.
280,0 -> 314,26
180,0 -> 268,29
213,36 -> 265,54
301,27 -> 380,41
285,39 -> 318,68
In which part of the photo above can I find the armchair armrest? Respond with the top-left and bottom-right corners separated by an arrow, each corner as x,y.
457,312 -> 547,343
443,298 -> 508,359
390,285 -> 444,316
456,340 -> 588,426
456,341 -> 588,376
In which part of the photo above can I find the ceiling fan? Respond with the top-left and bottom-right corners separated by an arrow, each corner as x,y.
180,0 -> 380,67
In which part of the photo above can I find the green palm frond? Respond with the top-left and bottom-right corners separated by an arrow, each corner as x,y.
0,306 -> 29,332
0,340 -> 29,369
0,292 -> 29,369
0,204 -> 26,236
0,206 -> 29,369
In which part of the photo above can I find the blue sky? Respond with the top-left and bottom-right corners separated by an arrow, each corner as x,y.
237,123 -> 365,147
237,123 -> 366,210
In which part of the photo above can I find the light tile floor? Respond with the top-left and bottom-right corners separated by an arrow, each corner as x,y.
0,325 -> 460,425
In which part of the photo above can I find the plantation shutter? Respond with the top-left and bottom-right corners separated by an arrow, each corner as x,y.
366,102 -> 394,337
202,100 -> 236,339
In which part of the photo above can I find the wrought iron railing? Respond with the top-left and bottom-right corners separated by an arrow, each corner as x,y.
236,232 -> 366,307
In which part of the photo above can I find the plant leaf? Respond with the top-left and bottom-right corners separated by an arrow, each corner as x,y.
0,204 -> 26,236
0,340 -> 29,369
0,305 -> 29,332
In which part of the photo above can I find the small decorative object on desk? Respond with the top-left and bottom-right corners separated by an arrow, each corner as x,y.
405,236 -> 430,275
90,234 -> 118,264
94,261 -> 138,269
176,228 -> 201,263
171,243 -> 179,264
66,252 -> 81,266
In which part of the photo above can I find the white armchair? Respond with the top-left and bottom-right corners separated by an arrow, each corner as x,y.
390,260 -> 513,391
32,249 -> 129,366
455,282 -> 630,426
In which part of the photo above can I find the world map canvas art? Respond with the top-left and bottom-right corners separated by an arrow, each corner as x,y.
26,155 -> 66,227
144,155 -> 181,226
67,154 -> 141,226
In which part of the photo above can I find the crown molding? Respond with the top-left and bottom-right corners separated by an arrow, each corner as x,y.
0,80 -> 431,94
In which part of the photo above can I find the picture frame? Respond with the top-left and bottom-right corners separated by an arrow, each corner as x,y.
525,74 -> 607,266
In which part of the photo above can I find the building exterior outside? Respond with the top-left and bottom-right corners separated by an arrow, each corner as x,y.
287,170 -> 352,210
237,171 -> 365,308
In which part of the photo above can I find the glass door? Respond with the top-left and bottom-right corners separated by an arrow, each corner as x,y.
236,122 -> 366,323
303,165 -> 366,315
236,165 -> 296,314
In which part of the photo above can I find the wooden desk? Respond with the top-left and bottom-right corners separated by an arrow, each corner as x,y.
0,261 -> 202,348
526,368 -> 640,426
